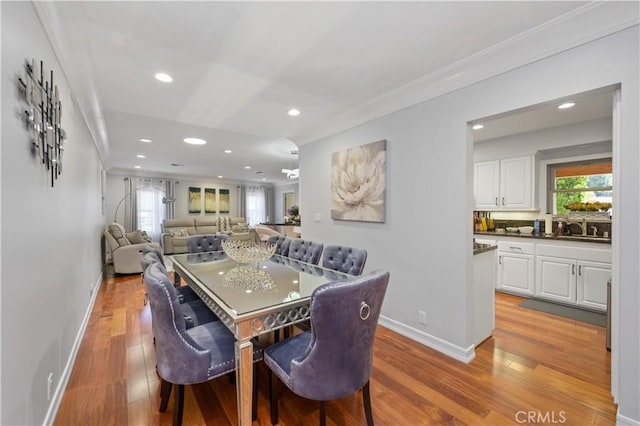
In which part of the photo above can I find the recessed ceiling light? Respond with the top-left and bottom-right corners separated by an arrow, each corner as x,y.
558,102 -> 575,109
224,149 -> 232,154
134,165 -> 141,169
244,166 -> 251,169
472,124 -> 484,130
184,137 -> 207,145
136,154 -> 146,158
140,138 -> 152,143
288,108 -> 300,117
155,72 -> 173,83
217,175 -> 223,179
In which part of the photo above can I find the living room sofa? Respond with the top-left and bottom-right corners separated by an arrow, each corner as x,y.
161,216 -> 254,254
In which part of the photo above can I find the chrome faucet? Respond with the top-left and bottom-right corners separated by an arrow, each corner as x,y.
576,217 -> 588,236
567,217 -> 588,236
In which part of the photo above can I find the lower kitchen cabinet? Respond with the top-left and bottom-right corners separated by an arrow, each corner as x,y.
536,256 -> 576,303
497,241 -> 535,296
576,260 -> 611,311
535,245 -> 611,312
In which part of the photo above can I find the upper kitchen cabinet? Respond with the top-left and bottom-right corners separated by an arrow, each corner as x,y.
474,154 -> 536,211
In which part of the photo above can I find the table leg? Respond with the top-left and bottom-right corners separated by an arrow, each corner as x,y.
235,339 -> 253,426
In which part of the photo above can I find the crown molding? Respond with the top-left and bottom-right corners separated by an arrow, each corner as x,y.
291,2 -> 640,146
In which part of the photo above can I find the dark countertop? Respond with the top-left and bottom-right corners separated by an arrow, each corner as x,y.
474,230 -> 611,245
473,242 -> 498,255
260,222 -> 301,226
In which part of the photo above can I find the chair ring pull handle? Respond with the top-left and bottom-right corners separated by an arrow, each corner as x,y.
360,301 -> 370,321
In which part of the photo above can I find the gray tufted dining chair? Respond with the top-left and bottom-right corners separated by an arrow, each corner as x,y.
287,238 -> 324,265
267,235 -> 292,256
144,263 -> 263,426
142,252 -> 218,328
321,245 -> 368,276
186,234 -> 229,253
264,270 -> 390,426
142,250 -> 199,302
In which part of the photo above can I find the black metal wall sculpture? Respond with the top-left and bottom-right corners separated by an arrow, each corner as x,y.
17,59 -> 67,187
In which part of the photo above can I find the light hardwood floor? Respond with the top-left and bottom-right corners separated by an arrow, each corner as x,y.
54,272 -> 616,425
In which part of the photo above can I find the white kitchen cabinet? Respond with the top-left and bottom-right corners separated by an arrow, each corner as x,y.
473,160 -> 500,210
473,155 -> 535,210
536,256 -> 576,303
497,241 -> 535,296
576,260 -> 610,311
535,244 -> 611,312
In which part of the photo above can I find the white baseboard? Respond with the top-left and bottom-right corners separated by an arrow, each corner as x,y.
617,410 -> 640,426
378,315 -> 476,364
42,272 -> 104,426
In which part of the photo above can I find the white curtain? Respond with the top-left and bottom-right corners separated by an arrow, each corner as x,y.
132,177 -> 166,241
245,186 -> 266,226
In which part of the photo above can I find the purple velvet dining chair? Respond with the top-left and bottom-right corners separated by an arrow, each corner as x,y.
186,233 -> 229,253
287,238 -> 324,265
267,235 -> 292,256
142,252 -> 218,329
264,269 -> 390,426
144,263 -> 263,426
321,245 -> 368,276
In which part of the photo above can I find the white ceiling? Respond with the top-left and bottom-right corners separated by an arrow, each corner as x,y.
37,1 -> 636,184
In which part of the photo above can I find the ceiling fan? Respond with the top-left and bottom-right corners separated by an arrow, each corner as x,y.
281,168 -> 299,179
282,149 -> 299,179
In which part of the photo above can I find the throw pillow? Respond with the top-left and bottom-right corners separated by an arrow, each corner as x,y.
108,224 -> 130,247
217,216 -> 231,233
233,222 -> 249,232
172,228 -> 189,237
125,230 -> 148,244
140,230 -> 152,242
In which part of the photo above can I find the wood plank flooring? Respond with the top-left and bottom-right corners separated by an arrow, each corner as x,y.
54,272 -> 616,425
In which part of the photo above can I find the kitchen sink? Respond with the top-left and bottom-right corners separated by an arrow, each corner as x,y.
556,235 -> 611,242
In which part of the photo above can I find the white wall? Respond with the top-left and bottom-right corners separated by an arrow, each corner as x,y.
106,172 -> 245,225
1,2 -> 105,424
474,117 -> 612,161
300,26 -> 639,422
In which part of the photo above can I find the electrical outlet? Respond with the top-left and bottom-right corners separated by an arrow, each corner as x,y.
47,373 -> 53,401
418,310 -> 427,325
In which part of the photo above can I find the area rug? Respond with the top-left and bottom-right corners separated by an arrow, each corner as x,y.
519,298 -> 606,327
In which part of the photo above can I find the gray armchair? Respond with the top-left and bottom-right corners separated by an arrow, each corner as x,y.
144,263 -> 263,425
104,222 -> 161,274
321,245 -> 368,275
255,225 -> 281,242
264,270 -> 390,425
288,238 -> 324,265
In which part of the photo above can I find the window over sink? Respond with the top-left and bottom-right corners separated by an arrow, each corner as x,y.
547,158 -> 612,215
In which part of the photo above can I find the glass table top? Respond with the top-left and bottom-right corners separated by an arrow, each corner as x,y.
171,252 -> 354,316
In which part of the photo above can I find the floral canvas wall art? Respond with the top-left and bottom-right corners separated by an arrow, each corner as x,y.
331,139 -> 386,222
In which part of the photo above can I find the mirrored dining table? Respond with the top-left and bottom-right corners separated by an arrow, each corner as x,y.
170,251 -> 355,425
